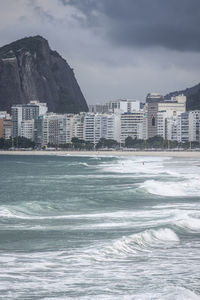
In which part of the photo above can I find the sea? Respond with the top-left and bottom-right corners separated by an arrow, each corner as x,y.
0,154 -> 200,300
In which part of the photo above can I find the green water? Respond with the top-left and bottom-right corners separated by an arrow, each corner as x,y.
0,154 -> 200,299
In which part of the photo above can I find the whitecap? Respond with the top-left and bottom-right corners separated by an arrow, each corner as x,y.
141,178 -> 200,197
102,228 -> 179,257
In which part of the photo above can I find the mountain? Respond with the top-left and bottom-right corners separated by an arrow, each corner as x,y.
165,83 -> 200,111
0,35 -> 88,113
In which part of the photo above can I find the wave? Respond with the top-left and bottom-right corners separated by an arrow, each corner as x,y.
100,158 -> 168,175
102,228 -> 179,257
175,217 -> 200,232
164,287 -> 200,300
141,178 -> 200,197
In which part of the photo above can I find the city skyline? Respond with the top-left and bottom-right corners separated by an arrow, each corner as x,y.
0,1 -> 200,104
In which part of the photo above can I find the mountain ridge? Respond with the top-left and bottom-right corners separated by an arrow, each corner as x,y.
0,35 -> 88,113
165,82 -> 200,111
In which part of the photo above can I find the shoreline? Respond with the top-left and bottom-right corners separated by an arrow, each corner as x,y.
0,150 -> 200,158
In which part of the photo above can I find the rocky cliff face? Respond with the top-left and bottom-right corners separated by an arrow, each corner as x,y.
165,83 -> 200,111
0,36 -> 88,113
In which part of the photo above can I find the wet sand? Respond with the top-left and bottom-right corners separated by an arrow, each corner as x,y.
1,150 -> 200,158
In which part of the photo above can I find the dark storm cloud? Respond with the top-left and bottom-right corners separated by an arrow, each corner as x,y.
60,0 -> 200,52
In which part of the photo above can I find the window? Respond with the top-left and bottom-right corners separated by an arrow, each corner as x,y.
152,116 -> 155,126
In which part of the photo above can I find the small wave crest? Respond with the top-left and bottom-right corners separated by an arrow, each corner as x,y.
141,178 -> 200,197
175,217 -> 200,232
102,228 -> 179,257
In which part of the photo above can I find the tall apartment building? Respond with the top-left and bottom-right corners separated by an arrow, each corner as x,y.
11,101 -> 48,138
177,112 -> 189,143
146,102 -> 158,139
120,112 -> 144,143
145,94 -> 186,139
188,110 -> 200,142
83,113 -> 121,144
0,112 -> 12,139
72,113 -> 85,140
42,113 -> 74,146
21,120 -> 35,141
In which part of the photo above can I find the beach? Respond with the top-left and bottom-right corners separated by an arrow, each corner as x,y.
1,149 -> 200,157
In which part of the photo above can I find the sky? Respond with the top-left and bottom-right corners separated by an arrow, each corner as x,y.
0,0 -> 200,104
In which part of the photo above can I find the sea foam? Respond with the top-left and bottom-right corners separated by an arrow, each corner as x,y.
141,178 -> 200,197
104,228 -> 179,257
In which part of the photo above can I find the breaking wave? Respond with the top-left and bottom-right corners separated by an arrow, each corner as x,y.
102,228 -> 179,257
141,178 -> 200,197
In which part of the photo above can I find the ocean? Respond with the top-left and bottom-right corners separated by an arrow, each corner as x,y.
0,154 -> 200,299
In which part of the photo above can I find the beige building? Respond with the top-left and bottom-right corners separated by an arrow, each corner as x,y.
145,94 -> 186,139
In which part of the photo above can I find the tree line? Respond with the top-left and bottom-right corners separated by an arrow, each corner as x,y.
0,136 -> 199,150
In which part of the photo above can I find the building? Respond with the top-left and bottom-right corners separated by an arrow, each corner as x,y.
120,112 -> 144,143
108,99 -> 140,114
0,112 -> 12,139
3,118 -> 12,139
188,110 -> 200,142
21,119 -> 35,141
145,102 -> 158,139
11,101 -> 47,138
177,112 -> 189,143
83,113 -> 121,144
0,119 -> 3,138
83,113 -> 95,144
145,94 -> 186,139
88,104 -> 109,114
42,113 -> 74,146
72,113 -> 85,140
146,93 -> 163,103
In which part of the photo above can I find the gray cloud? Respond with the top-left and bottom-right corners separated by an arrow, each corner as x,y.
60,0 -> 200,52
0,0 -> 200,104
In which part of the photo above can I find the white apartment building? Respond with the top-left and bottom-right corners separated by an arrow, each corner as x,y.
108,99 -> 140,114
72,113 -> 85,140
120,112 -> 144,143
177,112 -> 189,143
188,110 -> 200,142
83,113 -> 95,143
165,116 -> 178,141
0,111 -> 11,119
21,119 -> 35,141
42,113 -> 73,146
83,113 -> 121,144
11,101 -> 48,138
105,114 -> 120,142
157,111 -> 167,139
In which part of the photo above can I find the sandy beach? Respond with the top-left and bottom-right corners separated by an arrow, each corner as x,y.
1,150 -> 200,158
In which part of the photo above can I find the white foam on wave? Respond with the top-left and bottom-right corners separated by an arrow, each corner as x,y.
175,217 -> 200,232
164,286 -> 200,300
99,156 -> 172,175
141,178 -> 200,197
104,228 -> 179,257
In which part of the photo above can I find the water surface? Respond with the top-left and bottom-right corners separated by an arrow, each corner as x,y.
0,154 -> 200,299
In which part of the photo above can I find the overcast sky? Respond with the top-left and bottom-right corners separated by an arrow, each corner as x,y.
1,0 -> 200,104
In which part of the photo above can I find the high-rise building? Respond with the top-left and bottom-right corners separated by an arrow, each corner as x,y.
145,94 -> 186,139
11,101 -> 48,138
21,119 -> 35,141
188,110 -> 200,142
177,112 -> 189,143
41,113 -> 74,146
120,112 -> 144,143
0,112 -> 12,139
